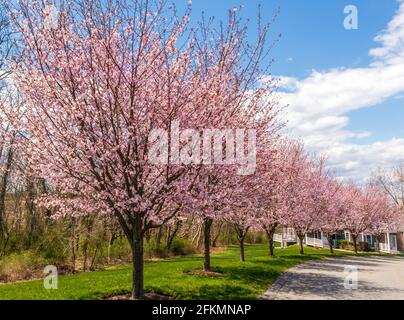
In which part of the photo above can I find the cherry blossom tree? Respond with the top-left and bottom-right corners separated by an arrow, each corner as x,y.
224,173 -> 265,262
318,180 -> 348,254
187,168 -> 229,271
228,210 -> 254,262
281,144 -> 326,255
365,185 -> 402,253
215,137 -> 287,261
343,184 -> 395,254
251,139 -> 295,257
175,7 -> 281,271
9,0 -> 280,295
8,0 -> 231,296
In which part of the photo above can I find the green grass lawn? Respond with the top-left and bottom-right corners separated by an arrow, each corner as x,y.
0,244 -> 351,300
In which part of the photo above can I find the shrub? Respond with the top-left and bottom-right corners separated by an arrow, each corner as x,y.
142,237 -> 167,258
245,231 -> 265,244
359,241 -> 373,252
106,238 -> 132,262
337,240 -> 354,251
170,238 -> 195,256
0,250 -> 48,282
35,229 -> 69,264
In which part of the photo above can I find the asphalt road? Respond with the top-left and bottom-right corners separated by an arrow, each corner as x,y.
261,255 -> 404,300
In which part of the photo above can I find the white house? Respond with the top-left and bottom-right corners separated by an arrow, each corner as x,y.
273,227 -> 404,254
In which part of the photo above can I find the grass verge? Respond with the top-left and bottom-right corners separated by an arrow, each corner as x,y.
0,244 -> 351,300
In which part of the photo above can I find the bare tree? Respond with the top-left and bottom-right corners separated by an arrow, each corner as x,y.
373,163 -> 404,212
0,7 -> 11,84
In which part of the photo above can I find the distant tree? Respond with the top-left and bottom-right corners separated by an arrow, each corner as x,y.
0,7 -> 11,84
343,184 -> 393,254
318,179 -> 346,254
373,163 -> 404,213
281,145 -> 325,255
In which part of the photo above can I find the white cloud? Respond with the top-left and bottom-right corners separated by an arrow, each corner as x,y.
370,0 -> 404,65
277,0 -> 404,182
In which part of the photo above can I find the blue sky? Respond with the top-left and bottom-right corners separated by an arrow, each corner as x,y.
182,0 -> 397,73
179,0 -> 404,181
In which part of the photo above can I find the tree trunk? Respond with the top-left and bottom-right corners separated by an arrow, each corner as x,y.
266,227 -> 276,257
352,235 -> 358,254
298,235 -> 305,254
132,230 -> 144,299
203,218 -> 213,272
234,225 -> 249,262
263,224 -> 277,257
269,236 -> 274,257
0,144 -> 13,239
239,238 -> 245,262
70,217 -> 77,272
327,234 -> 334,254
114,211 -> 145,299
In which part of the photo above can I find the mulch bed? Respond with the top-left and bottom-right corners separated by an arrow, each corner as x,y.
185,269 -> 223,277
104,293 -> 174,300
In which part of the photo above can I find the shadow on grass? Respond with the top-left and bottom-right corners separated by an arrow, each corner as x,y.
223,266 -> 281,284
185,284 -> 255,300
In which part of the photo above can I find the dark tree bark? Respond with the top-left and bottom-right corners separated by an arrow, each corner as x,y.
264,224 -> 277,257
70,217 -> 78,272
0,144 -> 13,239
114,206 -> 180,299
352,235 -> 359,254
131,216 -> 144,299
234,225 -> 250,262
327,234 -> 334,254
375,235 -> 382,253
297,233 -> 305,254
268,236 -> 274,257
203,218 -> 213,272
239,237 -> 245,262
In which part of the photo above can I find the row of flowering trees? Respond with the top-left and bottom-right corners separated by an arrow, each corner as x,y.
200,138 -> 401,265
0,0 -> 401,298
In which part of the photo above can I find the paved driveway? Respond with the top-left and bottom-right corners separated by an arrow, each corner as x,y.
262,255 -> 404,300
